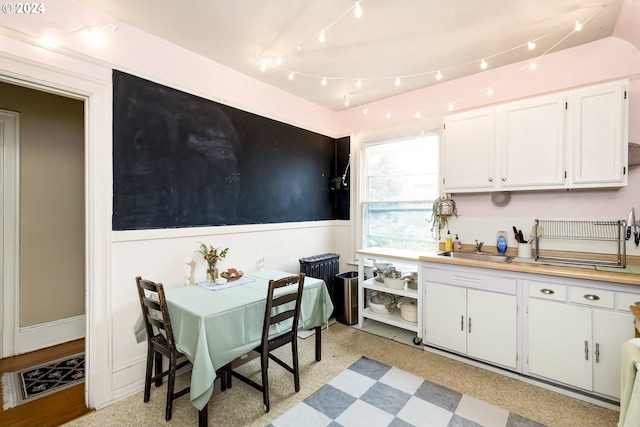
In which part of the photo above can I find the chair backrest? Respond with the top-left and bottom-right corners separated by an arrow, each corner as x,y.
261,273 -> 305,348
135,276 -> 178,351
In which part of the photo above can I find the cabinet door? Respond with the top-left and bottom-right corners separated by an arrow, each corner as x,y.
571,81 -> 628,187
528,298 -> 592,391
592,309 -> 634,398
425,282 -> 467,354
467,289 -> 517,368
442,108 -> 496,192
498,94 -> 566,189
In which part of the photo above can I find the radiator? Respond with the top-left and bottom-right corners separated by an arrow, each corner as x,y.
299,253 -> 340,313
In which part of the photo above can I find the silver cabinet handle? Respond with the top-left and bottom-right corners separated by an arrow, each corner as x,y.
584,341 -> 589,361
501,177 -> 506,182
540,288 -> 555,295
584,294 -> 600,301
488,177 -> 493,182
460,315 -> 464,331
595,343 -> 600,363
468,317 -> 472,333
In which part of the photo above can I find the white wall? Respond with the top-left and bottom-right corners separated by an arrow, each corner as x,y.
2,1 -> 640,411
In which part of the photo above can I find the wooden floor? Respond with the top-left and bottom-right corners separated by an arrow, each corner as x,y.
0,339 -> 93,427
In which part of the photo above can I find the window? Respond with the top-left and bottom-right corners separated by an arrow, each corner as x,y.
362,134 -> 439,252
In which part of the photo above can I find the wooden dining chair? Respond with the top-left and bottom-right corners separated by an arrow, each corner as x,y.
135,276 -> 193,421
229,273 -> 305,412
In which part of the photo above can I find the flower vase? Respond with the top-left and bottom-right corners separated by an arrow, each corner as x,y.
206,265 -> 218,282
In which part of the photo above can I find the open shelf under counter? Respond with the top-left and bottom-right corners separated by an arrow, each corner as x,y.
362,276 -> 418,299
361,307 -> 419,333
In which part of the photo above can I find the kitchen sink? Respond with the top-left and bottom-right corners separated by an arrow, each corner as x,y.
438,251 -> 514,263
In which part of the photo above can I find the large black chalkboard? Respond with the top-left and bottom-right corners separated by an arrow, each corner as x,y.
113,70 -> 342,230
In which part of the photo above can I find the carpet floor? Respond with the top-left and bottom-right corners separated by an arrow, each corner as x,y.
62,323 -> 619,427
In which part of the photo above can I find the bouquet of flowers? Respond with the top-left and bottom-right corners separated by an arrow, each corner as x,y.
197,242 -> 229,270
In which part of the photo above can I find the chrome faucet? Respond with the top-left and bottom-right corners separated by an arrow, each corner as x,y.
474,240 -> 484,253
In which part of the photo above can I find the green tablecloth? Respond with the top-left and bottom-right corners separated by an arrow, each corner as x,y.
135,270 -> 333,411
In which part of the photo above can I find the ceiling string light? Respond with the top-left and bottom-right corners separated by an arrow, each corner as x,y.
441,8 -> 602,115
253,1 -> 604,118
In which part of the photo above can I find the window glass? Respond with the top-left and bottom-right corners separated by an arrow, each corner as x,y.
362,135 -> 439,252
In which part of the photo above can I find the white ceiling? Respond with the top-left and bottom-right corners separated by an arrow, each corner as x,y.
4,0 -> 626,111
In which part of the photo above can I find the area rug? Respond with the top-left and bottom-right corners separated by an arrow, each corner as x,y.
268,356 -> 545,427
1,353 -> 84,410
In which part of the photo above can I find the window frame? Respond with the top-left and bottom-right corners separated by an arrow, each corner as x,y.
352,122 -> 442,256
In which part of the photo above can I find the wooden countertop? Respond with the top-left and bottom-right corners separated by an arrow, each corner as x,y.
356,247 -> 640,287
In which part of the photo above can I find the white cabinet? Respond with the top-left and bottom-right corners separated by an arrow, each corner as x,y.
442,107 -> 496,192
424,267 -> 518,369
527,281 -> 636,399
443,93 -> 566,192
356,252 -> 422,344
570,81 -> 628,188
497,93 -> 566,189
442,79 -> 628,193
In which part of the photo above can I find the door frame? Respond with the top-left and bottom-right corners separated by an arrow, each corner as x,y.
0,51 -> 113,409
1,109 -> 19,358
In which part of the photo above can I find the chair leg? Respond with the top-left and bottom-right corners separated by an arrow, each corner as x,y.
261,350 -> 270,413
154,352 -> 163,387
165,356 -> 177,421
143,347 -> 154,403
292,339 -> 300,393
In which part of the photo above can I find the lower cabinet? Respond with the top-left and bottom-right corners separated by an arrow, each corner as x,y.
527,282 -> 636,399
425,275 -> 518,369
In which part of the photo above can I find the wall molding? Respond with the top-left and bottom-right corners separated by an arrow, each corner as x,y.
17,315 -> 85,354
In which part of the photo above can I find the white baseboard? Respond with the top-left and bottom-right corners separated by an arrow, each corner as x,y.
16,314 -> 85,354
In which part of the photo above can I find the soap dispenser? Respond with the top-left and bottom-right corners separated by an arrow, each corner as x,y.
445,230 -> 453,251
453,234 -> 461,252
497,231 -> 508,255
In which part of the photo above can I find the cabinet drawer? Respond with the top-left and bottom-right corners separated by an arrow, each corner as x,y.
569,286 -> 614,309
617,292 -> 640,311
528,281 -> 566,301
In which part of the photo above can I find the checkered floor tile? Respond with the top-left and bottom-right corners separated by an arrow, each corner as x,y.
269,357 -> 545,427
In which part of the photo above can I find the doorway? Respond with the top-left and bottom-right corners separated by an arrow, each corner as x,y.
1,83 -> 86,357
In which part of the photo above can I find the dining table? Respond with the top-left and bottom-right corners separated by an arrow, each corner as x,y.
134,269 -> 334,427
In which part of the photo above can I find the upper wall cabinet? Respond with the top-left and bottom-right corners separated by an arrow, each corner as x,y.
570,81 -> 629,188
441,107 -> 496,192
442,80 -> 628,194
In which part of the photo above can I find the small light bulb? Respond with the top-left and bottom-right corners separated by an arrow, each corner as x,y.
487,87 -> 494,96
448,103 -> 454,111
529,62 -> 537,70
415,111 -> 421,119
354,1 -> 363,18
386,112 -> 391,119
344,99 -> 350,107
436,70 -> 442,80
574,20 -> 583,31
318,29 -> 326,43
527,41 -> 536,50
288,71 -> 294,80
363,107 -> 368,114
321,76 -> 327,86
395,76 -> 401,86
260,61 -> 268,72
356,79 -> 362,88
275,56 -> 282,66
480,59 -> 488,70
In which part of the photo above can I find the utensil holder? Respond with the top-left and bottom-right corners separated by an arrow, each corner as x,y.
518,243 -> 532,258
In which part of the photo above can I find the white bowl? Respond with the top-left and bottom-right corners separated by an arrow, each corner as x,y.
383,276 -> 406,290
215,277 -> 228,285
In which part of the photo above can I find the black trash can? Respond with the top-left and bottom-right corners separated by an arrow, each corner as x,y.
334,272 -> 358,325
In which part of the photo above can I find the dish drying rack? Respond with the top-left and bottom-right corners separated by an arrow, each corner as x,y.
534,219 -> 626,268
